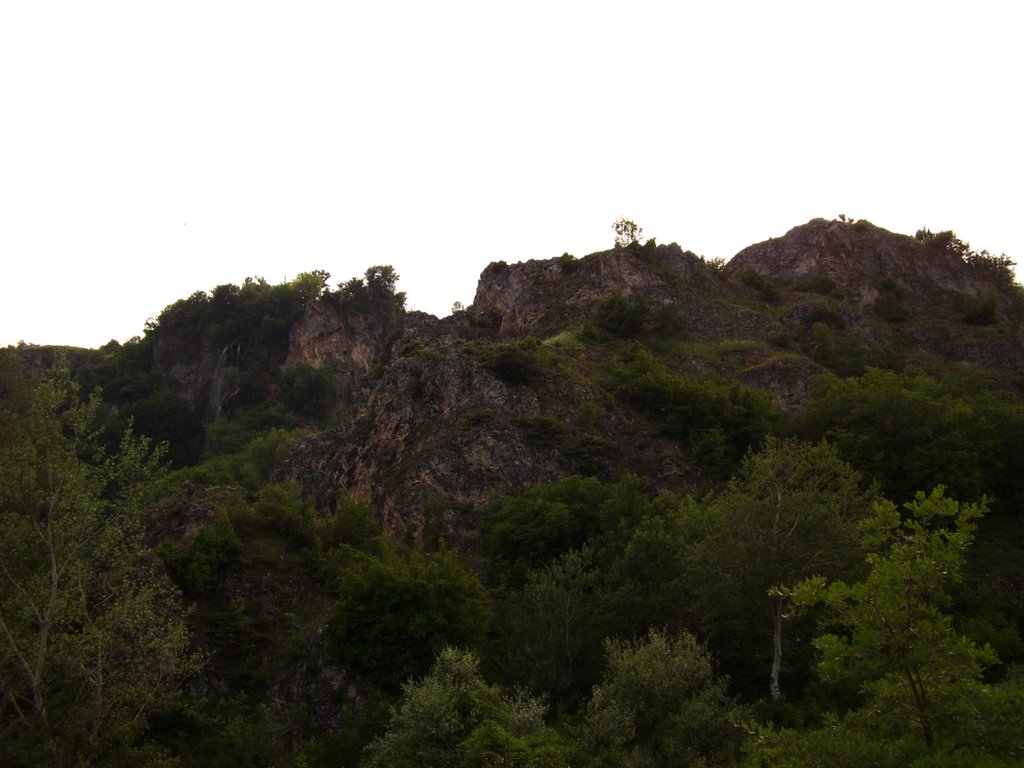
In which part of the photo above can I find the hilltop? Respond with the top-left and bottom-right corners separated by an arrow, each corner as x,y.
4,216 -> 1023,766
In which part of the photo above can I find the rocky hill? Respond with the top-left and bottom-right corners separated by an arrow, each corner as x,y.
31,216 -> 1023,543
9,216 -> 1024,766
263,218 -> 1023,542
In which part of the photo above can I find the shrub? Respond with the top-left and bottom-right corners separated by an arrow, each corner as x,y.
472,338 -> 551,385
735,267 -> 780,303
960,292 -> 999,325
279,363 -> 338,421
610,347 -> 780,477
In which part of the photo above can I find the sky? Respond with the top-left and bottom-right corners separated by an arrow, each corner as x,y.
1,1 -> 1021,348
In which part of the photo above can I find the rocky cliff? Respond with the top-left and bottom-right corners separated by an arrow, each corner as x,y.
128,218 -> 1020,544
729,217 -> 999,304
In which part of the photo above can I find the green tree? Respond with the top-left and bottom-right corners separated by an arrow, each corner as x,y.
796,368 -> 1022,505
612,217 -> 643,248
754,489 -> 1024,765
328,546 -> 490,690
336,265 -> 407,321
577,630 -> 748,768
496,548 -> 605,707
685,438 -> 868,701
364,646 -> 568,768
0,363 -> 197,766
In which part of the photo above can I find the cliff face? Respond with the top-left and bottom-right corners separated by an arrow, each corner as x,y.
729,218 -> 998,303
280,310 -> 690,544
283,301 -> 393,401
271,220 -> 1024,542
114,217 -> 1020,544
472,244 -> 713,337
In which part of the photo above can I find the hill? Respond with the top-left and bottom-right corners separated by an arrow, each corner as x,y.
3,216 -> 1023,766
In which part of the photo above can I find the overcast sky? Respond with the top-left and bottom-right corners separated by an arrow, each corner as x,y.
2,1 -> 1021,348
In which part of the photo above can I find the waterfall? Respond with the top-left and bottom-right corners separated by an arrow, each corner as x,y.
205,345 -> 232,423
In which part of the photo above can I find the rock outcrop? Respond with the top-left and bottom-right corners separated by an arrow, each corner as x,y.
274,220 -> 1024,542
729,218 -> 1000,303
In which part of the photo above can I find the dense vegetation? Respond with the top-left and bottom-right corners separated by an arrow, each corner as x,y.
3,244 -> 1024,766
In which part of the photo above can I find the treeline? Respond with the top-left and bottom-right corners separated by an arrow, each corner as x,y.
2,350 -> 1023,765
5,248 -> 1024,767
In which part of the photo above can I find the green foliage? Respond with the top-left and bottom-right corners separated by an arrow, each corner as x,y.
314,494 -> 382,554
874,280 -> 909,322
612,217 -> 643,248
514,414 -> 565,447
470,337 -> 553,385
485,476 -> 690,707
610,345 -> 780,477
592,293 -> 650,338
279,363 -> 339,421
966,251 -> 1018,289
756,489 -> 1024,764
496,548 -> 605,707
159,512 -> 243,596
792,274 -> 841,296
796,368 -> 1024,505
735,266 -> 781,302
242,483 -> 318,547
328,546 -> 491,690
334,265 -> 407,322
158,426 -> 305,492
154,275 -> 311,368
364,646 -> 568,768
916,227 -> 972,259
683,438 -> 869,700
576,630 -> 748,768
810,322 -> 867,377
916,228 -> 1018,288
482,476 -> 609,589
125,385 -> 199,465
586,293 -> 684,340
959,291 -> 999,325
0,361 -> 197,766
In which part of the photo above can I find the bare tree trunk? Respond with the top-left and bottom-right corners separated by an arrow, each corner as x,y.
769,594 -> 785,704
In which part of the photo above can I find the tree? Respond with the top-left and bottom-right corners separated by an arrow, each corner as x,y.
612,217 -> 643,248
363,646 -> 568,768
336,265 -> 407,322
496,548 -> 605,707
0,362 -> 197,766
686,438 -> 868,701
328,545 -> 490,690
754,488 -> 1024,765
795,368 -> 1018,505
577,630 -> 748,768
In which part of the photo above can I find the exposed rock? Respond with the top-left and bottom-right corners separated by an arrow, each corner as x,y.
279,310 -> 693,544
728,218 -> 998,302
471,243 -> 717,338
283,301 -> 394,400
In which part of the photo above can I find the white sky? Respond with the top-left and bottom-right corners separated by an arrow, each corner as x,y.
1,1 -> 1021,348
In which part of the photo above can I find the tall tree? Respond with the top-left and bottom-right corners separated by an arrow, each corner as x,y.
364,646 -> 568,768
0,361 -> 196,766
686,438 -> 869,701
751,489 -> 1024,766
577,629 -> 748,768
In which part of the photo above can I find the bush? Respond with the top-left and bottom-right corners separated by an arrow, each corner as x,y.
159,513 -> 243,597
610,346 -> 780,477
577,630 -> 749,767
874,291 -> 908,323
735,267 -> 781,302
328,547 -> 490,689
960,292 -> 999,325
279,363 -> 338,421
471,338 -> 551,385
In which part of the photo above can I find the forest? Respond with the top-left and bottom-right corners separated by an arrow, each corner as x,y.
3,219 -> 1024,766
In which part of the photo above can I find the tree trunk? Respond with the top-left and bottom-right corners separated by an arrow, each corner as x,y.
769,595 -> 785,704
